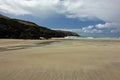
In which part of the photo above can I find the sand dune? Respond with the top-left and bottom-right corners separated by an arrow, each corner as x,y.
0,39 -> 120,80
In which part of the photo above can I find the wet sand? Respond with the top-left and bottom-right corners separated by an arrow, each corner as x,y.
0,39 -> 120,80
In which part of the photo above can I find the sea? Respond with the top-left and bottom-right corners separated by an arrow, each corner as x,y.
65,36 -> 120,40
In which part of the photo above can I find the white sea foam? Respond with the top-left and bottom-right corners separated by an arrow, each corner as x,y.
65,36 -> 120,40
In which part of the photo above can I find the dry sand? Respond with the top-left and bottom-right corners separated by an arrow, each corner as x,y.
0,38 -> 120,80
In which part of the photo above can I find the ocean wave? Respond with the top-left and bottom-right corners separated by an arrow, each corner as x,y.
65,36 -> 120,40
65,36 -> 94,39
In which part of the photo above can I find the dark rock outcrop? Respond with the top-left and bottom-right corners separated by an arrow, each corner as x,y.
0,14 -> 79,39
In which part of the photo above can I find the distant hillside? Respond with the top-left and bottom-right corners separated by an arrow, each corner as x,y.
55,30 -> 79,37
0,14 -> 79,39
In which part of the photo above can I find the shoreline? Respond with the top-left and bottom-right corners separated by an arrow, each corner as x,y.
0,39 -> 62,52
0,38 -> 120,52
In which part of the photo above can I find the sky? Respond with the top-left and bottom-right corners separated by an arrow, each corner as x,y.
0,0 -> 120,37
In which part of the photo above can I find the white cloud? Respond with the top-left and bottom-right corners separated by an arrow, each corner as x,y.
0,0 -> 61,17
54,25 -> 103,34
0,0 -> 120,23
96,23 -> 120,29
95,23 -> 120,33
60,0 -> 120,23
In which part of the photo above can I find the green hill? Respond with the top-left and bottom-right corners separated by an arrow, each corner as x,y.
0,14 -> 79,39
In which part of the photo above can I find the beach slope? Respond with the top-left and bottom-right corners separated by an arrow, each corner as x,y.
0,39 -> 120,80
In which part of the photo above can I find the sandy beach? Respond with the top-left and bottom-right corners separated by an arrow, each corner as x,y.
0,38 -> 120,80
